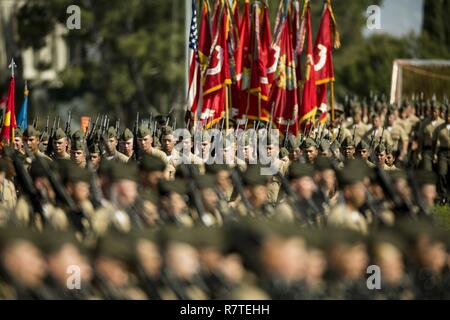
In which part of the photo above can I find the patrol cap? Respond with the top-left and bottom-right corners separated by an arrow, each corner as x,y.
356,139 -> 370,150
387,169 -> 407,182
14,127 -> 23,137
139,154 -> 167,172
242,164 -> 270,186
279,147 -> 289,159
88,142 -> 101,154
314,156 -> 333,171
66,166 -> 91,183
110,162 -> 139,182
96,233 -> 136,265
160,125 -> 173,136
39,230 -> 81,255
333,103 -> 345,114
431,101 -> 441,111
301,137 -> 317,149
71,130 -> 83,141
71,139 -> 85,151
289,162 -> 314,179
141,189 -> 159,204
205,163 -> 229,174
201,130 -> 211,143
97,159 -> 114,176
120,128 -> 134,141
137,125 -> 151,138
341,137 -> 355,148
0,227 -> 41,251
286,136 -> 300,151
385,144 -> 394,155
30,158 -> 55,179
40,132 -> 49,141
196,174 -> 216,190
0,159 -> 7,173
53,128 -> 67,140
415,170 -> 437,187
23,126 -> 40,138
107,126 -> 117,139
175,164 -> 200,179
374,143 -> 386,154
319,139 -> 331,152
337,159 -> 368,186
158,179 -> 187,196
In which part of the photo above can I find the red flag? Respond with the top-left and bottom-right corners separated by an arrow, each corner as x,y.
232,0 -> 250,118
314,4 -> 333,124
299,3 -> 316,127
200,3 -> 231,127
237,2 -> 273,121
268,14 -> 299,136
292,0 -> 305,87
0,76 -> 16,144
244,2 -> 271,121
198,0 -> 212,74
313,0 -> 340,124
262,4 -> 277,87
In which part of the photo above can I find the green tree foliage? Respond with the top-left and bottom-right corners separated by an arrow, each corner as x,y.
420,0 -> 450,59
17,0 -> 185,123
14,0 -> 450,122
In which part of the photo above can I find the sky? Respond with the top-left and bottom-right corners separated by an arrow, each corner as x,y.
363,0 -> 424,38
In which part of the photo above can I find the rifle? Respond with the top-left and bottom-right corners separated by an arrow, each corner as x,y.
132,112 -> 140,161
86,114 -> 99,142
115,118 -> 121,137
4,147 -> 46,227
40,116 -> 49,141
243,118 -> 249,132
148,113 -> 153,130
24,144 -> 87,234
32,117 -> 39,129
283,120 -> 291,148
56,116 -> 61,130
177,164 -> 208,225
65,110 -> 72,135
45,116 -> 57,156
277,172 -> 319,226
378,126 -> 385,145
229,166 -> 253,214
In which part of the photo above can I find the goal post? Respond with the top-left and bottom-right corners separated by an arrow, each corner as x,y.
390,59 -> 450,105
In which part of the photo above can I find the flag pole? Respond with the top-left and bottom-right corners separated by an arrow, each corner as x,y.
225,84 -> 230,131
9,58 -> 16,78
330,81 -> 335,122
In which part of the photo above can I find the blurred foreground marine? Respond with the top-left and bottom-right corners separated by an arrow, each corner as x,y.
1,101 -> 450,300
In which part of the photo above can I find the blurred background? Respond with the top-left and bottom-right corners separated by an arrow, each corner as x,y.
0,0 -> 448,127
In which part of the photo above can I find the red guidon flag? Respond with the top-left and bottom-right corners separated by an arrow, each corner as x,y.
242,2 -> 271,121
313,0 -> 340,124
263,4 -> 278,90
268,14 -> 299,136
233,0 -> 250,119
299,2 -> 317,127
198,0 -> 212,75
0,76 -> 16,144
200,3 -> 231,127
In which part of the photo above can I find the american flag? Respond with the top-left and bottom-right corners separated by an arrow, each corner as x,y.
187,0 -> 201,119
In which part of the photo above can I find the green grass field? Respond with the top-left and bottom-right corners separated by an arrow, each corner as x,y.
434,205 -> 450,231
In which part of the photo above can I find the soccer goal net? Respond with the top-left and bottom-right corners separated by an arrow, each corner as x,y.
390,59 -> 450,105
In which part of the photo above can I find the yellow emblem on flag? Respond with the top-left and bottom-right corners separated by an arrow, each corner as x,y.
3,111 -> 11,126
